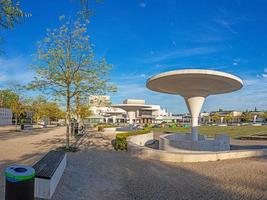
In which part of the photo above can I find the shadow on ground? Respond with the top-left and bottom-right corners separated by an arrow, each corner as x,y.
52,132 -> 267,200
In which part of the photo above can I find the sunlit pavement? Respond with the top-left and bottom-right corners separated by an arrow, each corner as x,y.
0,126 -> 67,200
53,131 -> 267,200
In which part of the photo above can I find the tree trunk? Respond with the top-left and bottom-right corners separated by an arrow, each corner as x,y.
15,113 -> 18,131
66,91 -> 71,149
75,95 -> 81,131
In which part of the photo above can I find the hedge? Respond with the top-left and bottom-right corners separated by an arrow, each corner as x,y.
98,125 -> 118,132
114,128 -> 151,151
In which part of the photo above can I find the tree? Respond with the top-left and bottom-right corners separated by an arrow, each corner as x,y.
0,0 -> 29,29
260,112 -> 267,122
0,89 -> 16,108
74,96 -> 91,128
211,113 -> 221,123
241,112 -> 253,123
0,88 -> 27,130
42,102 -> 65,121
30,96 -> 65,124
29,14 -> 115,149
30,95 -> 47,124
79,0 -> 102,18
0,0 -> 30,49
224,114 -> 233,124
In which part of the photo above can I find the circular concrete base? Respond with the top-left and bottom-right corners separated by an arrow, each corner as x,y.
126,132 -> 267,163
159,133 -> 230,152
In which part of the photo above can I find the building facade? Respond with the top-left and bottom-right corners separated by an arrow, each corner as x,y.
0,108 -> 12,126
88,96 -> 177,124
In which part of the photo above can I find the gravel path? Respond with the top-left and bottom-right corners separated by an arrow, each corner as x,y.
0,126 -> 68,200
53,132 -> 267,200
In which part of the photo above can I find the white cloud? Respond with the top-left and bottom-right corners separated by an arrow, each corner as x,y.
139,2 -> 146,8
214,18 -> 237,34
0,74 -> 7,82
257,68 -> 267,78
0,56 -> 34,86
140,74 -> 146,78
142,46 -> 220,63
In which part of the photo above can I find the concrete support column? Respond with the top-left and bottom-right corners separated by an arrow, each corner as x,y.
127,111 -> 136,124
220,117 -> 224,124
253,115 -> 257,123
185,96 -> 205,141
112,116 -> 116,124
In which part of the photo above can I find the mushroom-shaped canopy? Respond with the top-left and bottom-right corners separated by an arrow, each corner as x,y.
146,69 -> 243,97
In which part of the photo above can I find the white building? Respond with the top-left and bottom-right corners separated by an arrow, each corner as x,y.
0,108 -> 12,126
87,96 -> 174,124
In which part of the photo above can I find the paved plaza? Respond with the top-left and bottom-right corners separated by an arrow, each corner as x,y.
0,126 -> 66,200
54,131 -> 267,200
0,127 -> 266,200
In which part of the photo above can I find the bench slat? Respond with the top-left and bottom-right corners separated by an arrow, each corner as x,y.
33,150 -> 65,179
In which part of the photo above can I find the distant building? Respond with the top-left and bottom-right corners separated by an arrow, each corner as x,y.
208,110 -> 242,123
0,108 -> 12,126
87,96 -> 176,124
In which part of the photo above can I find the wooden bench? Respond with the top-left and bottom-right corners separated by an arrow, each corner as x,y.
33,150 -> 67,199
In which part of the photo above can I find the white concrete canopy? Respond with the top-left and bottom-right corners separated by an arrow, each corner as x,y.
147,69 -> 243,141
112,104 -> 151,124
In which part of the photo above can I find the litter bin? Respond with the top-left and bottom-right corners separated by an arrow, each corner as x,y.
5,165 -> 35,200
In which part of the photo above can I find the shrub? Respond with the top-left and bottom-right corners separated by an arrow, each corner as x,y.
114,128 -> 151,151
98,125 -> 118,132
114,134 -> 127,151
169,124 -> 177,128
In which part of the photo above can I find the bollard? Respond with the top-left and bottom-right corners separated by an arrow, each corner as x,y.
5,165 -> 35,200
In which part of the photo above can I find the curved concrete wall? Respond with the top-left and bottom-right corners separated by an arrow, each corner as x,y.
127,132 -> 267,163
159,133 -> 230,152
103,127 -> 117,132
127,132 -> 154,146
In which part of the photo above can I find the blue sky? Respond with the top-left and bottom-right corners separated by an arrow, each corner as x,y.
0,0 -> 267,113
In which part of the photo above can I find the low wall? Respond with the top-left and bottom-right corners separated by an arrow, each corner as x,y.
103,127 -> 117,132
127,132 -> 154,146
159,133 -> 230,152
127,132 -> 267,163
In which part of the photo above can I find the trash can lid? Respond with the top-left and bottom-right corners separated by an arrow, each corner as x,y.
5,165 -> 35,181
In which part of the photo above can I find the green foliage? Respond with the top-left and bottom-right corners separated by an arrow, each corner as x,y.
241,112 -> 253,122
211,112 -> 221,123
260,112 -> 267,121
224,114 -> 233,123
30,96 -> 65,123
97,124 -> 117,132
169,124 -> 177,128
28,13 -> 116,149
0,89 -> 18,108
0,87 -> 29,130
0,0 -> 30,29
114,134 -> 127,151
114,128 -> 151,151
0,0 -> 30,52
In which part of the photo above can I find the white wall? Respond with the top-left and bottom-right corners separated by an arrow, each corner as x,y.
0,108 -> 12,126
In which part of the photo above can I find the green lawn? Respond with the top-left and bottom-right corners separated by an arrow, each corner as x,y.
152,125 -> 267,139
